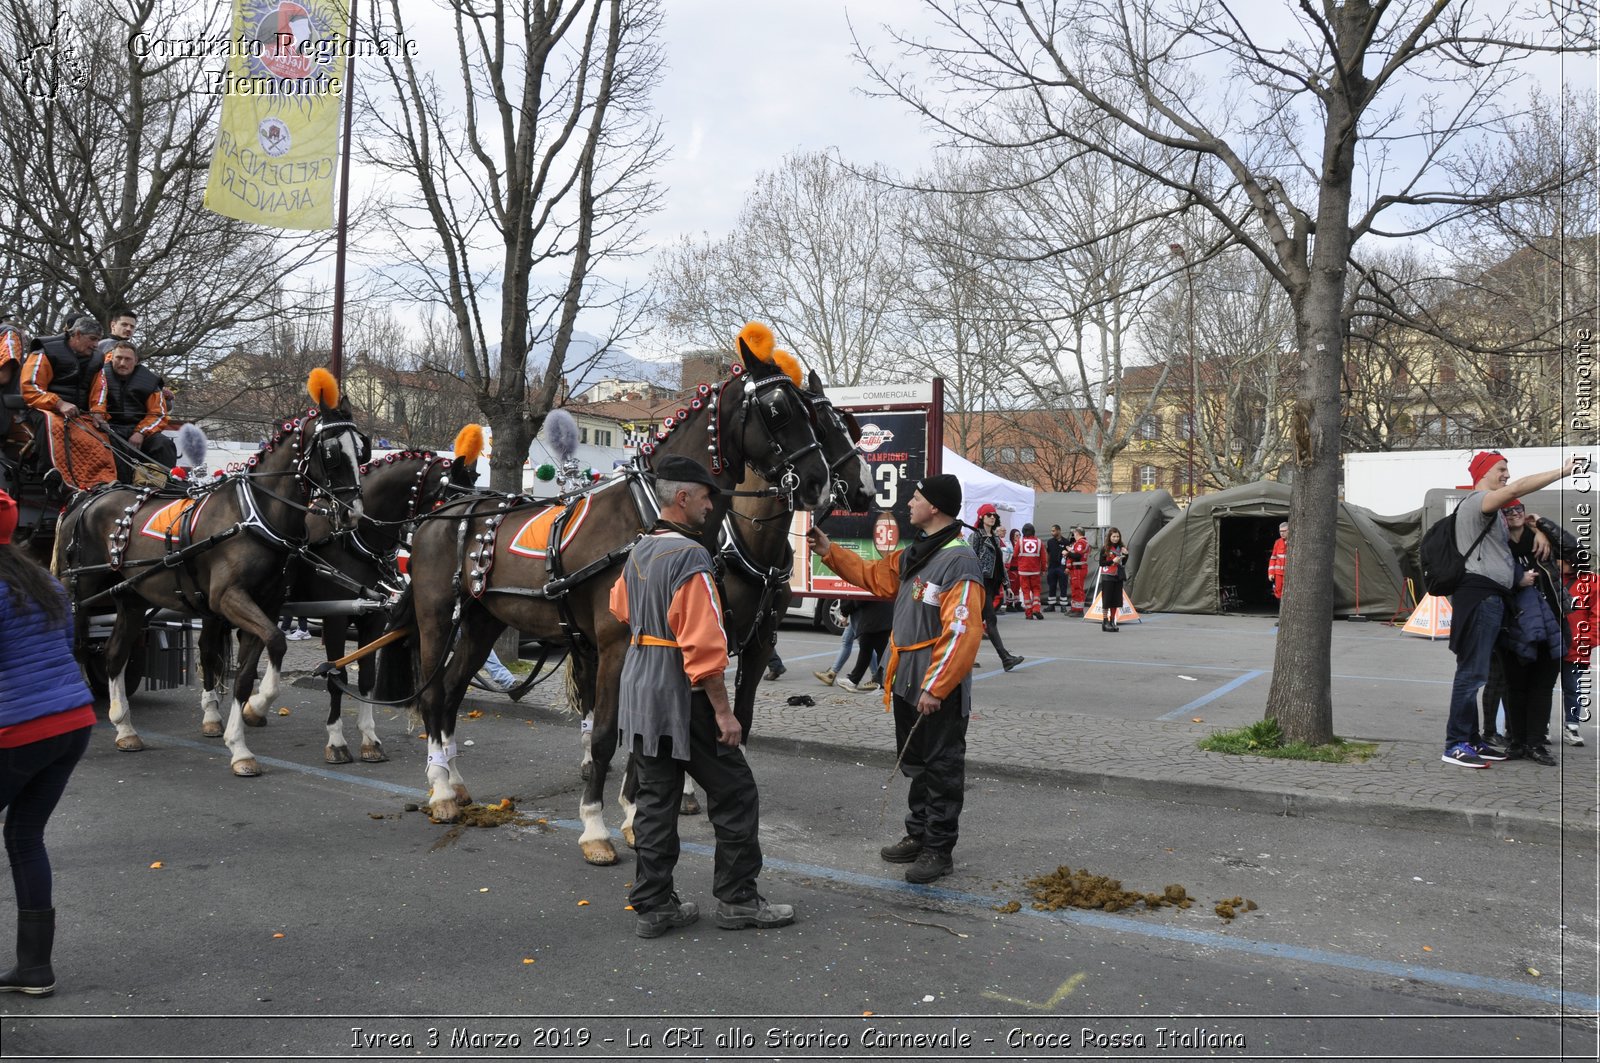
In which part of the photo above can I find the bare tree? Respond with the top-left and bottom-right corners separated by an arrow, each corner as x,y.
862,0 -> 1590,742
1139,244 -> 1298,487
365,0 -> 665,490
0,0 -> 329,382
651,150 -> 912,386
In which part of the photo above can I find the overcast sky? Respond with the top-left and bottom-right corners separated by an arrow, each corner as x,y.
647,1 -> 936,246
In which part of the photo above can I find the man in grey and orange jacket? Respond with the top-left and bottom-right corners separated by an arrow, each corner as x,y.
808,472 -> 984,884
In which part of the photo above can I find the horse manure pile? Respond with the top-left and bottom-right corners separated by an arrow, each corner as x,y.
1213,896 -> 1258,920
422,799 -> 535,829
1023,865 -> 1193,914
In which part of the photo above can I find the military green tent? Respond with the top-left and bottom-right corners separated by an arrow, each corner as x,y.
1131,481 -> 1408,616
1032,489 -> 1180,584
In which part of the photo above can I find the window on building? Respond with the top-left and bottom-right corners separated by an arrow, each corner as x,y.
1178,413 -> 1196,440
595,429 -> 612,447
1139,465 -> 1157,489
580,427 -> 589,444
982,447 -> 998,464
1020,446 -> 1036,463
1137,415 -> 1161,440
1000,446 -> 1017,464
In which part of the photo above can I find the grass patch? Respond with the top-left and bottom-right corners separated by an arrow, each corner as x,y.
506,659 -> 536,677
1198,719 -> 1378,764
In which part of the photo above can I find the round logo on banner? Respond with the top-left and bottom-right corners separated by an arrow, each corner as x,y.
856,424 -> 895,454
258,117 -> 292,156
246,1 -> 338,84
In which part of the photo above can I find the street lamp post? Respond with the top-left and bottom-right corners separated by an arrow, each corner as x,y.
1169,243 -> 1196,501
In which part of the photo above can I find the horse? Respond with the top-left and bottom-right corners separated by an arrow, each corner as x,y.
290,445 -> 476,764
55,370 -> 365,776
375,343 -> 834,852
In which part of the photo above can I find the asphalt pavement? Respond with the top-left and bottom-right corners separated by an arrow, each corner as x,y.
275,608 -> 1599,849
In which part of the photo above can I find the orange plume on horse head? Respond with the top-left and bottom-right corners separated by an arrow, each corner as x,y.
307,367 -> 340,408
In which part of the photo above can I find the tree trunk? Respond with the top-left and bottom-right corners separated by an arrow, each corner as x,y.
1262,8 -> 1366,746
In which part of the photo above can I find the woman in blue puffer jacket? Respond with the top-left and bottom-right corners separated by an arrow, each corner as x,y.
0,490 -> 95,997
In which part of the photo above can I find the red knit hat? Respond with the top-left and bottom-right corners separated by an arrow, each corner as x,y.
1467,450 -> 1506,486
0,490 -> 17,546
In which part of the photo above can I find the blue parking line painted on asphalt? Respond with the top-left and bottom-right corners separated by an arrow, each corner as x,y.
543,819 -> 1596,1012
135,729 -> 427,798
971,656 -> 1059,680
121,730 -> 1589,1012
1157,669 -> 1267,721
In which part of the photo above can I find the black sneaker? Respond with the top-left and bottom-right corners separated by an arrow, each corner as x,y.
1526,744 -> 1557,766
879,835 -> 923,863
1473,739 -> 1509,761
635,896 -> 699,938
1441,742 -> 1487,768
1001,655 -> 1024,672
904,850 -> 953,884
714,895 -> 795,930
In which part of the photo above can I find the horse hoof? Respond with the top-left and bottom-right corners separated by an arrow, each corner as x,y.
452,784 -> 472,805
242,710 -> 267,728
429,799 -> 460,822
325,746 -> 353,765
621,825 -> 636,848
679,794 -> 702,816
580,840 -> 618,866
200,721 -> 223,738
359,744 -> 388,764
115,735 -> 145,752
580,761 -> 592,781
231,759 -> 260,777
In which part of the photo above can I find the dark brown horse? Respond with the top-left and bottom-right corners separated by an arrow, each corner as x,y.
56,372 -> 365,776
291,447 -> 475,764
376,355 -> 833,849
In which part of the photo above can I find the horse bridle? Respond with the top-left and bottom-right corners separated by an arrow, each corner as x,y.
730,374 -> 825,500
799,390 -> 866,509
298,414 -> 365,526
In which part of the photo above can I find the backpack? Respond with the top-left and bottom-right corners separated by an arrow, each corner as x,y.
1420,502 -> 1497,597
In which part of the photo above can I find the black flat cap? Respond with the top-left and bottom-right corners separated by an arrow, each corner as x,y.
652,454 -> 726,493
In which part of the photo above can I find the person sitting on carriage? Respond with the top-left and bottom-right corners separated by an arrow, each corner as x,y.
0,315 -> 30,453
88,340 -> 177,480
18,317 -> 116,495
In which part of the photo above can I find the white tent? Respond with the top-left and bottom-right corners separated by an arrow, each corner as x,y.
943,447 -> 1035,531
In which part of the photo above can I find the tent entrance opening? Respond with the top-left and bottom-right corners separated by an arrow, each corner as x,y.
1216,515 -> 1284,613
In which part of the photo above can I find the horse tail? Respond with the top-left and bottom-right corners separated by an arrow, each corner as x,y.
563,654 -> 581,717
372,584 -> 417,710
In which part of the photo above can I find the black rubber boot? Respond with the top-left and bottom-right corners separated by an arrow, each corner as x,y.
0,908 -> 56,996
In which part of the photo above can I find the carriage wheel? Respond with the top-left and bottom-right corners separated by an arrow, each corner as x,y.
82,634 -> 146,699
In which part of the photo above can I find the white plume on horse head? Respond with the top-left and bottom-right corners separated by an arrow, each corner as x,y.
177,423 -> 207,467
542,408 -> 580,463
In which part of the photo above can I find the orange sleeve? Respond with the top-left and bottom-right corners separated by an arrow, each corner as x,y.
820,543 -> 902,598
138,388 -> 174,435
607,571 -> 629,625
666,569 -> 729,686
20,353 -> 57,411
89,371 -> 107,417
923,579 -> 984,700
0,330 -> 21,369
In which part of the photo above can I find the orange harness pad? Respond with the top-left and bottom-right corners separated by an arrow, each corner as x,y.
140,497 -> 199,541
506,496 -> 591,559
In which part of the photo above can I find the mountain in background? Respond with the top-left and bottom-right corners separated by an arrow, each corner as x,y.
523,330 -> 679,397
